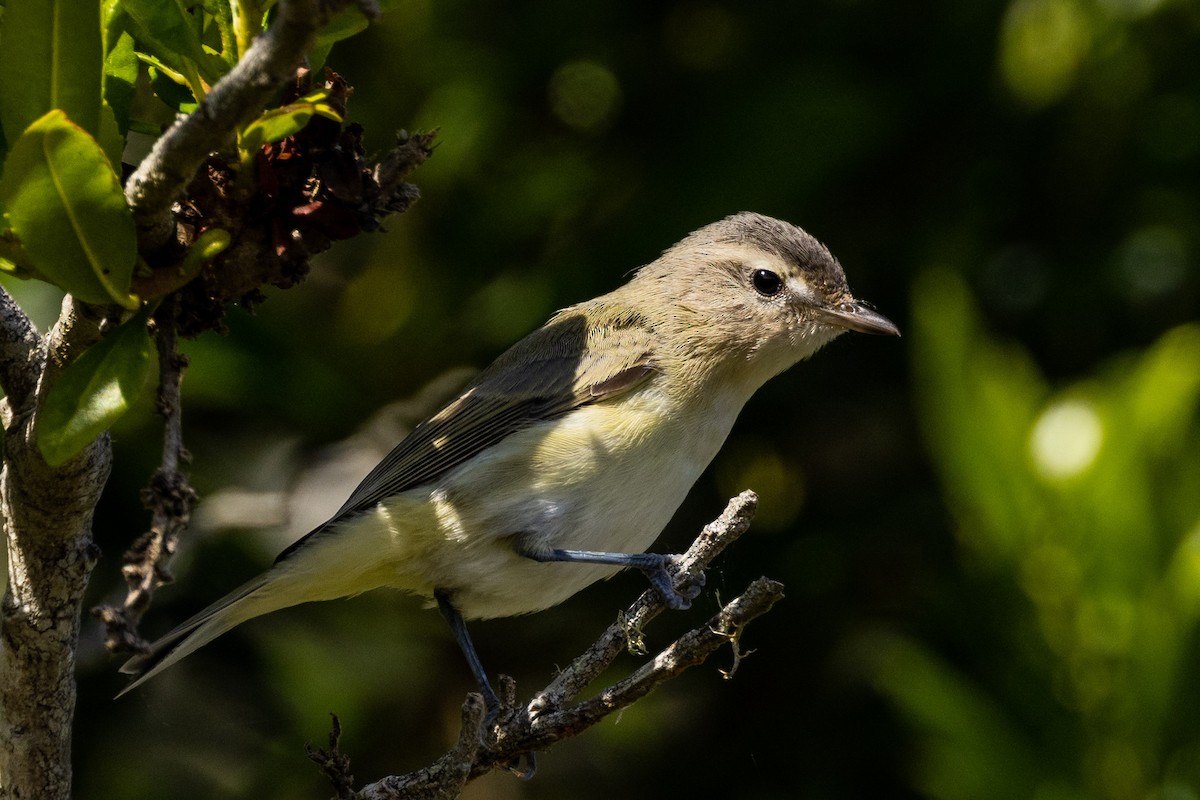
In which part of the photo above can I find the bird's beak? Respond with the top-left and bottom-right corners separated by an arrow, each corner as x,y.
814,301 -> 901,336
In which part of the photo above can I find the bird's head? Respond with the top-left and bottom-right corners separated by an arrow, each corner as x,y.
630,212 -> 898,388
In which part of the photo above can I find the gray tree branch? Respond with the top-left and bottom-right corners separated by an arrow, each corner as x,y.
0,286 -> 42,425
307,493 -> 784,800
1,295 -> 112,800
4,4 -> 388,797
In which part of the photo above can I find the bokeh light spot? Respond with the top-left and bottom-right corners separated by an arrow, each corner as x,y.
548,60 -> 622,133
1115,225 -> 1188,303
337,258 -> 416,344
983,243 -> 1051,314
1075,593 -> 1135,656
999,0 -> 1092,108
1030,398 -> 1103,480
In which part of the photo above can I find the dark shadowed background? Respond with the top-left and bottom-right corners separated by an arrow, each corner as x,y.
22,0 -> 1198,797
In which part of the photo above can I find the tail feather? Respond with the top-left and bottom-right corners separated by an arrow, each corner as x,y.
117,516 -> 403,697
116,574 -> 271,698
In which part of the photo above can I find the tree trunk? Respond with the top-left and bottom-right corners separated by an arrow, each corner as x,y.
0,419 -> 111,799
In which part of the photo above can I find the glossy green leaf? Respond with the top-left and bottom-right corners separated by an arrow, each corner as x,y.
37,305 -> 154,466
0,0 -> 104,143
120,0 -> 229,85
200,0 -> 236,64
0,110 -> 138,307
103,2 -> 139,135
240,97 -> 343,155
147,63 -> 198,113
184,228 -> 231,269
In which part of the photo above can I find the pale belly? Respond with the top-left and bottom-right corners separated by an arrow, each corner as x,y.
373,387 -> 746,618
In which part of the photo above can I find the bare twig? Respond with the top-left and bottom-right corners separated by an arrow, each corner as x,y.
328,492 -> 783,800
353,697 -> 485,800
92,298 -> 198,653
123,0 -> 370,252
307,714 -> 358,800
531,489 -> 760,711
522,577 -> 784,744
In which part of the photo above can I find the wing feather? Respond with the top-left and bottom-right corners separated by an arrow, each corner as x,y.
276,305 -> 656,563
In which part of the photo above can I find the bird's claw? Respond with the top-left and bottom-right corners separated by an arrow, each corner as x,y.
642,554 -> 705,610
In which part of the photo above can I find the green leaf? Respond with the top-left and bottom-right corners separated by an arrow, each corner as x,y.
200,0 -> 236,65
184,228 -> 231,269
98,101 -> 125,171
37,305 -> 154,466
147,63 -> 199,113
120,0 -> 229,86
308,3 -> 371,72
0,0 -> 104,143
240,96 -> 343,155
0,110 -> 138,307
103,3 -> 139,135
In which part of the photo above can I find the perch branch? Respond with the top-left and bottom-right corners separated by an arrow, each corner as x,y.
531,490 -> 760,712
309,492 -> 784,799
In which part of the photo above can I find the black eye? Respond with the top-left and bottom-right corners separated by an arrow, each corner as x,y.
752,268 -> 784,297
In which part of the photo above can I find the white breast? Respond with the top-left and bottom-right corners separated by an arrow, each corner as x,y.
377,382 -> 749,619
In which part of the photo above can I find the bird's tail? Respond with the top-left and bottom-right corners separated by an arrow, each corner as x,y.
116,573 -> 276,697
117,516 -> 407,696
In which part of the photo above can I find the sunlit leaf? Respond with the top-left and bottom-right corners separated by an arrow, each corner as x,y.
103,2 -> 140,135
0,0 -> 103,142
912,267 -> 1047,556
184,228 -> 231,268
240,97 -> 343,155
147,63 -> 198,113
199,0 -> 236,65
0,110 -> 138,308
119,0 -> 206,67
1125,324 -> 1200,456
37,305 -> 154,466
120,0 -> 229,86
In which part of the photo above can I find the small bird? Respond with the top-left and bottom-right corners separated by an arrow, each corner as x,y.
119,212 -> 898,708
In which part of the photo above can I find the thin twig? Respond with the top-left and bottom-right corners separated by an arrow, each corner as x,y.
337,492 -> 783,799
306,714 -> 357,800
531,490 -> 759,712
524,577 -> 784,742
92,298 -> 198,653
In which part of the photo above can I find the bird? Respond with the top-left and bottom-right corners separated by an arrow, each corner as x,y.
118,211 -> 899,709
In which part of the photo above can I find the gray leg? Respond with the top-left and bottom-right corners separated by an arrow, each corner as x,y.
435,589 -> 500,715
521,548 -> 704,610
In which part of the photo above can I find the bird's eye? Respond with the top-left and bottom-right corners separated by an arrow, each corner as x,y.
751,269 -> 784,297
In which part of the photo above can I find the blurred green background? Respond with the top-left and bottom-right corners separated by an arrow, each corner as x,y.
31,0 -> 1200,797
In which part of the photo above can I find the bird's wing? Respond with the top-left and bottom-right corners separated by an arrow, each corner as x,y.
275,306 -> 656,562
